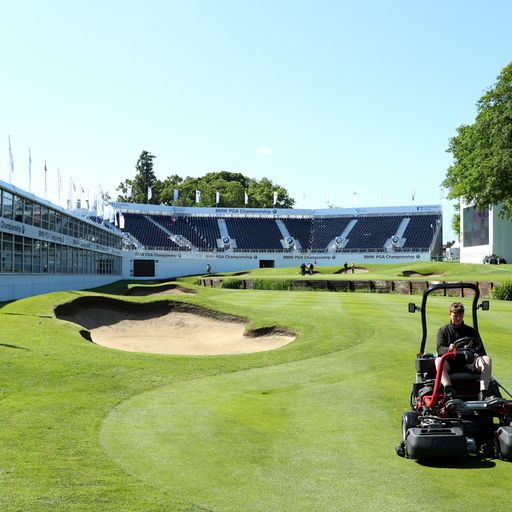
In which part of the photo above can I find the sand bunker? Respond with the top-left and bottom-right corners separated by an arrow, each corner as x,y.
55,297 -> 295,356
401,271 -> 444,277
334,266 -> 368,274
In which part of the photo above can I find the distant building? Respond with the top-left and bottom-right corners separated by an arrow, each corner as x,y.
459,201 -> 512,264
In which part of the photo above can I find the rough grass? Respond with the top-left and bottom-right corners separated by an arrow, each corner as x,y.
1,274 -> 512,511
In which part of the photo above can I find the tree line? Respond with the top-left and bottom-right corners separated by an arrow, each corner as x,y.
116,152 -> 295,208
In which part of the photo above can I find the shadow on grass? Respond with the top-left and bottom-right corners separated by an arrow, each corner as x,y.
417,457 -> 496,469
0,342 -> 30,350
87,278 -> 179,295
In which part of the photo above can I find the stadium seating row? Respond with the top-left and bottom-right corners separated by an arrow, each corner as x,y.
111,213 -> 440,252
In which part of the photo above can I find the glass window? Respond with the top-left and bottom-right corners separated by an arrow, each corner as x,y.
1,233 -> 13,272
54,244 -> 62,273
48,209 -> 56,232
41,241 -> 49,273
33,239 -> 42,273
13,195 -> 23,222
55,212 -> 63,234
13,235 -> 23,272
23,199 -> 33,225
48,243 -> 55,273
66,246 -> 73,273
2,191 -> 13,220
73,219 -> 79,238
41,206 -> 49,230
23,238 -> 32,272
33,202 -> 41,227
72,248 -> 79,274
61,215 -> 69,236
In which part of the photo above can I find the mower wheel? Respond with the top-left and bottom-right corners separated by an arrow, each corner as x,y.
401,411 -> 420,443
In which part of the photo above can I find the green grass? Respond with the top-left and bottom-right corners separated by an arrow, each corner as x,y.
2,268 -> 512,510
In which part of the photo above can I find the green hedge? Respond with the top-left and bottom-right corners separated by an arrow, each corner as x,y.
252,279 -> 295,291
221,278 -> 244,289
493,280 -> 512,300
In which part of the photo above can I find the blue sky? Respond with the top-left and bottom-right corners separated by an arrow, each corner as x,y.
1,0 -> 512,242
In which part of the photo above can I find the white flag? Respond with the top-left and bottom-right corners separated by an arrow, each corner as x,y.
126,184 -> 132,198
244,191 -> 248,205
173,188 -> 179,202
147,186 -> 152,200
273,191 -> 278,206
119,212 -> 125,229
215,191 -> 220,205
195,190 -> 201,204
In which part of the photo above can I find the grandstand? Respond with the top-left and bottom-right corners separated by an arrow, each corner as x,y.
108,202 -> 443,279
1,177 -> 444,300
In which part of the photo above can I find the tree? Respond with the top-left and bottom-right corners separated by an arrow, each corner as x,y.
160,174 -> 184,205
117,161 -> 296,208
443,62 -> 512,218
452,202 -> 460,241
246,177 -> 294,208
117,151 -> 158,204
159,171 -> 295,208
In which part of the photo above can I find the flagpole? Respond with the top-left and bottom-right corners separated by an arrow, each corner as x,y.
28,149 -> 32,192
44,161 -> 48,199
8,135 -> 14,184
57,169 -> 61,206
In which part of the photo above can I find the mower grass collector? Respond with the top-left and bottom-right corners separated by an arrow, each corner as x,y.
396,282 -> 512,461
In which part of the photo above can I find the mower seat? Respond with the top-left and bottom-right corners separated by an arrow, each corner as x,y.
447,372 -> 480,399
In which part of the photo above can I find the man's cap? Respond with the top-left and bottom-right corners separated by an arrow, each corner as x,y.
450,302 -> 465,313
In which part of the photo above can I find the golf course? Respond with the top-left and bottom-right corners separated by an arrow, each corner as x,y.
2,262 -> 512,511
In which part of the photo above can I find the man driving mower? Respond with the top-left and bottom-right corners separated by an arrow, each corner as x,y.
436,302 -> 493,401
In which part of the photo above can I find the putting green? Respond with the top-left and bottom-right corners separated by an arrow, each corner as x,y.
100,336 -> 512,512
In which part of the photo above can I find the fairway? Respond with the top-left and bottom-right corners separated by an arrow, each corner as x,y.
2,280 -> 512,511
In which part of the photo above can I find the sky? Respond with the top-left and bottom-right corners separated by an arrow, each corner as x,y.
1,0 -> 512,242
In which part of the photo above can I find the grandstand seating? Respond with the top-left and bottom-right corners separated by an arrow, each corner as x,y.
122,213 -> 181,249
343,216 -> 403,250
401,214 -> 439,249
224,218 -> 284,250
151,215 -> 220,250
310,217 -> 352,250
282,218 -> 313,249
114,211 -> 440,252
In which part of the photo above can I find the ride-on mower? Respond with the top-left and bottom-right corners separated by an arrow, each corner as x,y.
396,282 -> 512,460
